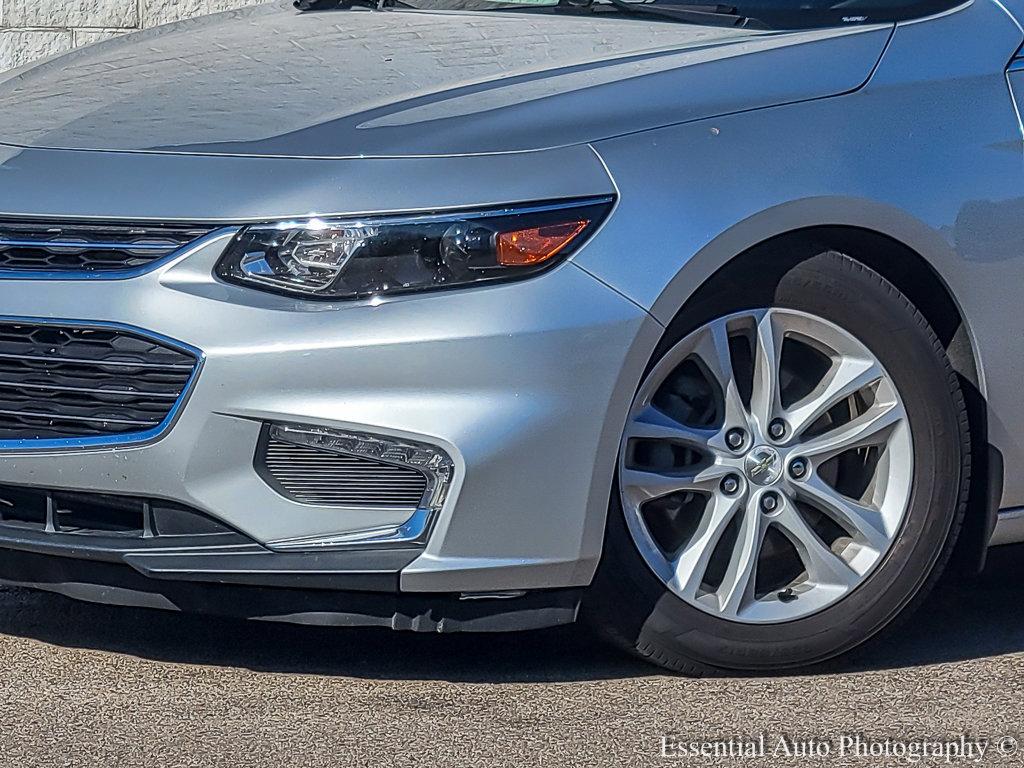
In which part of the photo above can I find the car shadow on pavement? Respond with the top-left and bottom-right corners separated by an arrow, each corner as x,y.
1,544 -> 1023,682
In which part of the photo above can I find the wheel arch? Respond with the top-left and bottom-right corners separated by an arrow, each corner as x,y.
668,225 -> 980,387
649,217 -> 997,573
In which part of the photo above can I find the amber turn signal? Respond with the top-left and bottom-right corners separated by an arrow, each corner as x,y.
496,220 -> 590,267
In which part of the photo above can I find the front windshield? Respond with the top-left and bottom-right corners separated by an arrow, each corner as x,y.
390,0 -> 964,29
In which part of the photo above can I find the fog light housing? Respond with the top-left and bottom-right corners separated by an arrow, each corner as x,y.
261,423 -> 456,551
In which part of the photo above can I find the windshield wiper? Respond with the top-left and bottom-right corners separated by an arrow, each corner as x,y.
295,0 -> 410,10
556,0 -> 768,28
294,0 -> 765,25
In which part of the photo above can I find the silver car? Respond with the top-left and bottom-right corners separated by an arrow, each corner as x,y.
0,0 -> 1019,675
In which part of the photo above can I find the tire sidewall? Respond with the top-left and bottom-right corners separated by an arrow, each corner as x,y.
592,253 -> 968,671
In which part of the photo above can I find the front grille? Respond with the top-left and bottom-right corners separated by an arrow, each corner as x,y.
0,484 -> 239,540
0,321 -> 199,441
0,220 -> 214,273
262,436 -> 429,507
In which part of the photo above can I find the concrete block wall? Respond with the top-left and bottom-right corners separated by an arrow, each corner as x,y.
0,0 -> 258,71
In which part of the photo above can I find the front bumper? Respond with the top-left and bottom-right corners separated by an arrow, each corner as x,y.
0,502 -> 420,592
0,483 -> 581,630
0,547 -> 583,632
0,230 -> 657,595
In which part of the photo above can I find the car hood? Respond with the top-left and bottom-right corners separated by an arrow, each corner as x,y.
0,1 -> 892,158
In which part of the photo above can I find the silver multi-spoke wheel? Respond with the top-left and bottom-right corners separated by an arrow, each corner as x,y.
619,308 -> 913,624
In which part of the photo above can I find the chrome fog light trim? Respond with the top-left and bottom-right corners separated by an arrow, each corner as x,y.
264,423 -> 455,551
268,422 -> 455,512
268,507 -> 434,551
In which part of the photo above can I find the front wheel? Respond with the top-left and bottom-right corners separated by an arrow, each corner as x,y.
586,252 -> 970,674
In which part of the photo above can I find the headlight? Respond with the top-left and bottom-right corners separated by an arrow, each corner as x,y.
214,197 -> 613,300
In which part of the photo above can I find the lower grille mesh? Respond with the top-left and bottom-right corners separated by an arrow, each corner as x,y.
0,321 -> 199,441
262,437 -> 428,507
0,484 -> 240,540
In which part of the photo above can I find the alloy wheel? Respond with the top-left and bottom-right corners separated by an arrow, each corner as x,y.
619,308 -> 913,624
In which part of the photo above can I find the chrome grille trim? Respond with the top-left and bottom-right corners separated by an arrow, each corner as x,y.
0,380 -> 181,399
0,220 -> 217,274
0,351 -> 195,370
0,239 -> 178,251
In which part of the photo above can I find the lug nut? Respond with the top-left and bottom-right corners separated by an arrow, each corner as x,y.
789,458 -> 808,480
725,428 -> 746,451
720,474 -> 741,495
768,419 -> 787,441
760,492 -> 779,514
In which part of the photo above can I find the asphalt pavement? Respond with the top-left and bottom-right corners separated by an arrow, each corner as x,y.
1,546 -> 1022,768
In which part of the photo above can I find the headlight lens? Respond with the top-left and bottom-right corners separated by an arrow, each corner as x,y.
215,197 -> 613,300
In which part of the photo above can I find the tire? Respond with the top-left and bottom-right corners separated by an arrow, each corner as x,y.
585,251 -> 971,675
